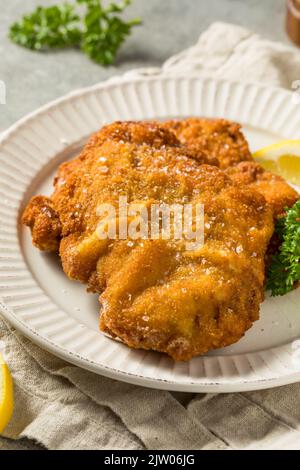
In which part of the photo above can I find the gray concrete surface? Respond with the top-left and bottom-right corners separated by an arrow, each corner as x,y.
0,0 -> 293,131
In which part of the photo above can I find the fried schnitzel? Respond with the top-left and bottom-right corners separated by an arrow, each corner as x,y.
23,121 -> 274,360
225,161 -> 299,217
164,118 -> 299,216
163,118 -> 253,169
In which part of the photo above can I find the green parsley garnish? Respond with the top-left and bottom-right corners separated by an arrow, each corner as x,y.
9,0 -> 141,66
267,200 -> 300,296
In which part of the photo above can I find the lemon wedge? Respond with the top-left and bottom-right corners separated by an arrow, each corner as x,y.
0,352 -> 13,433
253,140 -> 300,186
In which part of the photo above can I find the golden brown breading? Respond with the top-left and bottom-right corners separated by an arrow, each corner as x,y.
22,195 -> 61,251
225,161 -> 299,217
163,118 -> 253,169
23,121 -> 274,361
99,171 -> 274,360
164,118 -> 299,216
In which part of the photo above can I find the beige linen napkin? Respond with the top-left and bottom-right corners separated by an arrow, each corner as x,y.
1,22 -> 300,450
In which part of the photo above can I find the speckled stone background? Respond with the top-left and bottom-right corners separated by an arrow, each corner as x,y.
0,0 -> 293,132
0,0 -> 296,451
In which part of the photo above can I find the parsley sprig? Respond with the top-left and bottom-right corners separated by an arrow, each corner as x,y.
80,0 -> 141,65
267,200 -> 300,296
9,0 -> 141,66
9,4 -> 81,51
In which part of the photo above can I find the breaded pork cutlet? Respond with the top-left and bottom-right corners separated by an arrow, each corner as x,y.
225,161 -> 299,217
164,118 -> 299,216
163,118 -> 253,169
23,121 -> 274,360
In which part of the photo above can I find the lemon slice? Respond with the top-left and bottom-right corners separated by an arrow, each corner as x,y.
0,352 -> 13,433
253,140 -> 300,186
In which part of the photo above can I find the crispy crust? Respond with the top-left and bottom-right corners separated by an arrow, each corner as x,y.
22,195 -> 61,251
164,118 -> 299,216
163,118 -> 253,169
22,120 -> 274,360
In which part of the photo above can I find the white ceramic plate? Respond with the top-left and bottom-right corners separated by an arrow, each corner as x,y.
1,76 -> 300,393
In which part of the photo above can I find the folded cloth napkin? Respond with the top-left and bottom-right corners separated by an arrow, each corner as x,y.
2,22 -> 300,451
